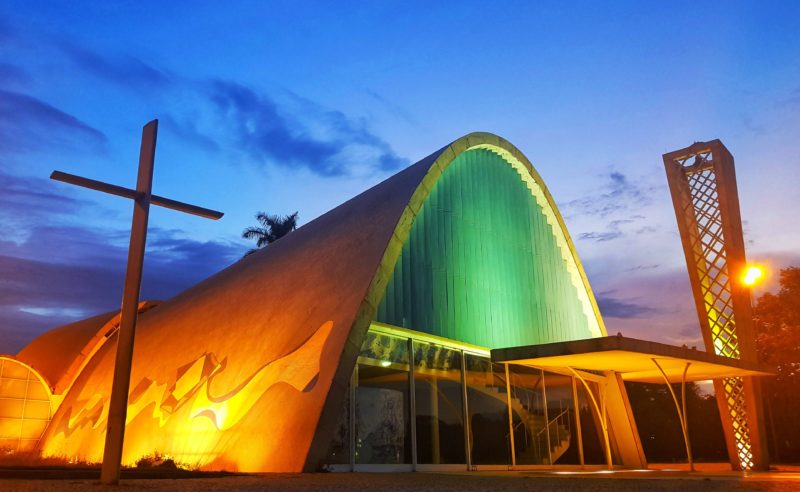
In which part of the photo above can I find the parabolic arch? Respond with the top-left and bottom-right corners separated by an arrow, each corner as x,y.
366,133 -> 606,348
30,132 -> 607,473
305,132 -> 606,468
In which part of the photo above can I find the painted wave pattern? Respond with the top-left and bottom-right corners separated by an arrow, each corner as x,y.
41,320 -> 334,469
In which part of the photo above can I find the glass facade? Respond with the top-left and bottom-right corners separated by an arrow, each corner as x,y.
542,372 -> 578,465
576,381 -> 608,465
508,365 -> 549,464
324,379 -> 350,465
464,354 -> 510,465
355,332 -> 412,464
413,341 -> 465,464
0,357 -> 52,453
324,326 -> 610,470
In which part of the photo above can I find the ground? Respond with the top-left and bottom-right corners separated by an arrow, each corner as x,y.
2,469 -> 800,492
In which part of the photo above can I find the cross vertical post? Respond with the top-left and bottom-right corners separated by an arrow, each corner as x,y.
99,120 -> 157,485
50,119 -> 223,485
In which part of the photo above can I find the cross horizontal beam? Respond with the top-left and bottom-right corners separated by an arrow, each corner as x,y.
51,170 -> 224,220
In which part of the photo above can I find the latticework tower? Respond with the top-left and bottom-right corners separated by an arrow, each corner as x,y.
663,140 -> 768,470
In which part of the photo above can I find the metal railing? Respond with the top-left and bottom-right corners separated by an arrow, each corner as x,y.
533,402 -> 572,462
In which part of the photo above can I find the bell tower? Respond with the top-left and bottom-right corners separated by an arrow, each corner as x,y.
663,140 -> 768,470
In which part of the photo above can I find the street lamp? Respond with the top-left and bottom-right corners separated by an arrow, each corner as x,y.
742,265 -> 764,286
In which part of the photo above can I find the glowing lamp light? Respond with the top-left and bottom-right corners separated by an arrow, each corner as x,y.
380,361 -> 392,367
742,266 -> 764,286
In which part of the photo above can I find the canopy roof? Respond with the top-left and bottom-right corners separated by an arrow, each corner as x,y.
491,335 -> 773,383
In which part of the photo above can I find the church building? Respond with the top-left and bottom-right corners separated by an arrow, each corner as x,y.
0,133 -> 768,472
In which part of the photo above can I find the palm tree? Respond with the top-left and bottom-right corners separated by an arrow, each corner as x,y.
242,211 -> 299,257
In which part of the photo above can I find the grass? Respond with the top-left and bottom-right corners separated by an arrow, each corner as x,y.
0,449 -> 97,468
0,449 -> 235,480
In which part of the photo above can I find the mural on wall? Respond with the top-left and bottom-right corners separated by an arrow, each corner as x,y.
40,320 -> 334,468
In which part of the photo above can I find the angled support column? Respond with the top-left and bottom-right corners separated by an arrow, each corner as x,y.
504,364 -> 516,467
571,378 -> 585,466
603,372 -> 648,469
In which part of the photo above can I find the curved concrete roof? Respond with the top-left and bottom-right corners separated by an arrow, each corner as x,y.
16,311 -> 115,392
34,133 -> 604,472
16,302 -> 159,395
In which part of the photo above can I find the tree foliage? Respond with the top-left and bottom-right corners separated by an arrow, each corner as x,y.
625,381 -> 727,463
241,211 -> 299,257
753,266 -> 800,462
625,267 -> 800,464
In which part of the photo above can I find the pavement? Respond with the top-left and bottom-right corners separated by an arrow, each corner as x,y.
2,469 -> 800,492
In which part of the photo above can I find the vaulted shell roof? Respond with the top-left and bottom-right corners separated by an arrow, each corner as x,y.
25,133 -> 605,472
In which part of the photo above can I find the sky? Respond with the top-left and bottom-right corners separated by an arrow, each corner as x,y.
1,1 -> 799,354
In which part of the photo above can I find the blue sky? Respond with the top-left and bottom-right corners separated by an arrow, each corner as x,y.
1,1 -> 799,353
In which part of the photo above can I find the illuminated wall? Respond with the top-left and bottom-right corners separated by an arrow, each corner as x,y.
377,148 -> 600,348
39,321 -> 334,469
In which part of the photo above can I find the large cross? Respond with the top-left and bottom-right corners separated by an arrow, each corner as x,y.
50,119 -> 223,485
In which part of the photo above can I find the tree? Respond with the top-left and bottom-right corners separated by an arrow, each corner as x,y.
241,211 -> 299,257
625,381 -> 727,463
753,266 -> 800,463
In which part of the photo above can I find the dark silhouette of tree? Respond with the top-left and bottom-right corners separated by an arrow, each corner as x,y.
625,381 -> 726,463
754,266 -> 800,463
242,211 -> 299,257
625,267 -> 800,465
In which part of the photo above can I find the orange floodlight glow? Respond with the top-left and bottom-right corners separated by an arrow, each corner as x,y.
39,320 -> 335,471
742,266 -> 764,286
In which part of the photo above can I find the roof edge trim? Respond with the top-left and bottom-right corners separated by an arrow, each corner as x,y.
53,301 -> 160,395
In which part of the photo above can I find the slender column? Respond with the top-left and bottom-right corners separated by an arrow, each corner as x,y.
572,377 -> 585,466
349,366 -> 357,471
601,384 -> 612,469
681,364 -> 690,469
541,369 -> 552,465
430,374 -> 440,464
100,121 -> 157,485
408,338 -> 417,470
652,359 -> 694,471
461,351 -> 472,469
505,363 -> 516,467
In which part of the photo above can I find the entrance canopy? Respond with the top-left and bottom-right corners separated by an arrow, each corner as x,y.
491,335 -> 773,383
